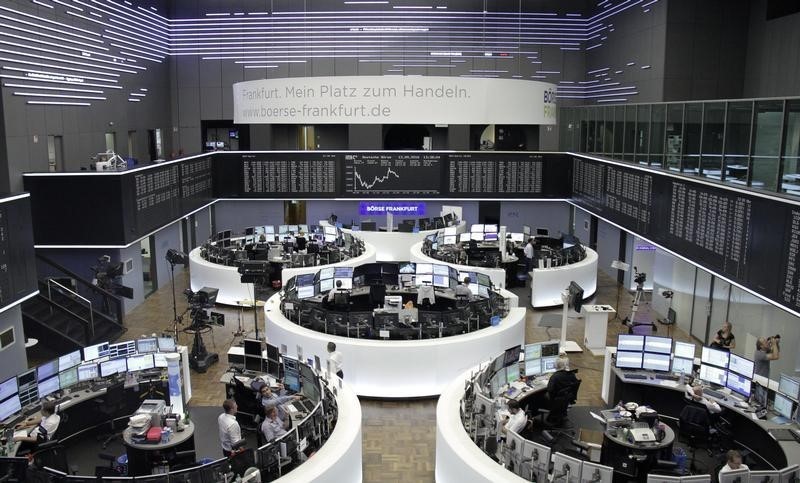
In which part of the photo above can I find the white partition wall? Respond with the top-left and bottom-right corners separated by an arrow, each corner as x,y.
409,241 -> 508,290
529,247 -> 598,308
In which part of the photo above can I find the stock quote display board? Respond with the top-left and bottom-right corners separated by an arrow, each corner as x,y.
213,152 -> 338,197
0,195 -> 38,309
571,155 -> 790,313
343,153 -> 443,196
448,152 -> 570,198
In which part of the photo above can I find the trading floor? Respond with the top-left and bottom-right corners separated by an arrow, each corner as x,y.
23,264 -> 698,482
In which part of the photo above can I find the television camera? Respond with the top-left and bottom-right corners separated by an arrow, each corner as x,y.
90,255 -> 134,301
181,287 -> 220,373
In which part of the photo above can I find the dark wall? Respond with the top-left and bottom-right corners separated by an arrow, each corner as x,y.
0,307 -> 28,381
743,0 -> 800,97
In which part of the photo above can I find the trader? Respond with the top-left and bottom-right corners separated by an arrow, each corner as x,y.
326,280 -> 345,303
454,276 -> 472,299
218,399 -> 242,457
259,383 -> 303,429
684,383 -> 721,414
14,400 -> 60,452
327,341 -> 344,379
544,357 -> 579,425
295,231 -> 308,253
500,399 -> 528,436
523,237 -> 535,273
261,406 -> 288,442
719,450 -> 749,478
754,335 -> 780,378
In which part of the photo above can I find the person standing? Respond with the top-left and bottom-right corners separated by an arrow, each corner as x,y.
523,237 -> 535,274
327,341 -> 344,379
710,321 -> 736,351
754,335 -> 780,378
218,399 -> 241,457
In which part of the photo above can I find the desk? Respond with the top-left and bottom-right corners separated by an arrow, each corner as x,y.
122,421 -> 195,476
600,424 -> 674,478
410,241 -> 510,290
332,220 -> 467,262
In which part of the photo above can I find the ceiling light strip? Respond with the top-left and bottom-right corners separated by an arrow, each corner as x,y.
0,39 -> 142,73
13,91 -> 106,100
27,100 -> 91,105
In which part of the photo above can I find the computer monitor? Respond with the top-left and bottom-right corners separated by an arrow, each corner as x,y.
699,363 -> 727,386
671,357 -> 694,375
701,346 -> 729,368
525,342 -> 542,360
58,367 -> 78,390
77,363 -> 99,382
135,338 -> 158,354
443,226 -> 457,237
471,232 -> 485,241
153,353 -> 168,368
504,428 -> 525,471
536,228 -> 549,236
718,469 -> 750,483
752,382 -> 768,408
521,440 -> 551,480
38,375 -> 60,398
673,341 -> 696,359
510,233 -> 524,243
157,337 -> 176,352
319,278 -> 334,293
778,374 -> 800,401
0,376 -> 18,401
644,336 -> 672,354
541,356 -> 559,374
580,462 -> 613,483
284,373 -> 302,393
726,372 -> 752,398
471,224 -> 485,233
297,285 -> 315,299
722,354 -> 752,380
525,358 -> 543,377
459,233 -> 471,243
506,365 -> 519,384
416,263 -> 433,275
552,452 -> 582,483
0,395 -> 21,421
779,465 -> 799,483
37,359 -> 59,382
615,351 -> 643,369
541,341 -> 560,357
244,356 -> 263,373
127,354 -> 155,372
243,339 -> 262,357
442,235 -> 457,245
484,224 -> 498,233
646,477 -> 683,483
642,353 -> 671,372
58,350 -> 82,372
774,392 -> 794,419
617,334 -> 645,352
99,357 -> 127,377
750,471 -> 780,483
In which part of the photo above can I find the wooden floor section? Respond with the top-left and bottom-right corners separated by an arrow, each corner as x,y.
55,268 -> 698,483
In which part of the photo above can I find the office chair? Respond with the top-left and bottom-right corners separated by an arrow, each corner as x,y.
333,291 -> 350,308
678,404 -> 712,472
94,382 -> 128,448
31,441 -> 69,474
539,378 -> 582,428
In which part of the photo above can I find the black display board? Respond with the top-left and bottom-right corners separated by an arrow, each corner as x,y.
343,152 -> 443,196
214,152 -> 338,198
571,156 -> 791,313
0,195 -> 38,309
448,152 -> 570,198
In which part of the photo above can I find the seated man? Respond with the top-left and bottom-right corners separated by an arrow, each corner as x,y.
295,232 -> 308,253
684,383 -> 722,414
14,401 -> 60,453
544,357 -> 579,425
719,450 -> 748,479
453,276 -> 472,300
500,399 -> 527,437
258,383 -> 303,429
326,280 -> 345,304
261,406 -> 287,442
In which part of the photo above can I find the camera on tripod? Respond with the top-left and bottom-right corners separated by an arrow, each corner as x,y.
634,271 -> 647,286
183,287 -> 219,328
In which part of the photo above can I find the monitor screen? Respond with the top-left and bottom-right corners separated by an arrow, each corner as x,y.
774,392 -> 794,419
615,351 -> 643,369
108,341 -> 136,358
617,334 -> 645,352
296,273 -> 315,287
334,277 -> 353,290
484,224 -> 498,233
433,275 -> 449,288
244,356 -> 262,372
288,225 -> 298,233
541,356 -> 558,374
37,360 -> 59,382
319,278 -> 334,293
0,395 -> 21,421
58,367 -> 78,390
0,376 -> 18,401
525,343 -> 542,360
297,285 -> 315,299
415,274 -> 432,286
58,350 -> 82,372
471,224 -> 485,233
728,354 -> 754,379
779,374 -> 800,401
699,364 -> 727,386
701,346 -> 729,368
432,265 -> 449,277
506,366 -> 519,384
127,354 -> 155,372
471,232 -> 485,241
541,342 -> 560,357
100,358 -> 127,377
324,234 -> 336,243
324,225 -> 336,235
136,338 -> 159,354
673,341 -> 695,359
459,233 -> 471,243
153,353 -> 168,368
38,376 -> 60,398
334,267 -> 353,278
643,336 -> 672,354
642,353 -> 671,372
510,233 -> 524,243
77,363 -> 99,382
443,235 -> 457,245
157,337 -> 176,352
416,263 -> 433,275
319,267 -> 334,279
398,262 -> 416,274
525,358 -> 543,377
671,357 -> 694,375
243,339 -> 262,357
726,372 -> 752,398
443,226 -> 457,236
485,233 -> 498,241
17,370 -> 35,388
284,373 -> 301,393
278,225 -> 289,234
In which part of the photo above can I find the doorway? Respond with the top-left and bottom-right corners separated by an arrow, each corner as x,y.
47,135 -> 63,172
141,236 -> 157,297
284,201 -> 306,225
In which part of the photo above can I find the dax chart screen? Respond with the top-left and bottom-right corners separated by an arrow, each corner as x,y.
342,153 -> 444,196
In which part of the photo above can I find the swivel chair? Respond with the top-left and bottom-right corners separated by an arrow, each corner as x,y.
94,382 -> 128,449
31,440 -> 69,474
539,377 -> 582,428
678,404 -> 711,472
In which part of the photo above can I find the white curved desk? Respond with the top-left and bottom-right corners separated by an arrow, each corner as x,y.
436,366 -> 528,483
276,376 -> 362,483
409,241 -> 509,290
529,248 -> 598,308
325,220 -> 467,262
188,244 -> 375,306
264,293 -> 526,398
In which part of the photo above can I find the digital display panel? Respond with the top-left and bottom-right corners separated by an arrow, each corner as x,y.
525,358 -> 543,377
525,343 -> 542,360
773,392 -> 794,419
37,360 -> 59,382
127,354 -> 155,372
617,334 -> 645,352
58,367 -> 78,390
38,376 -> 60,398
444,226 -> 457,236
471,224 -> 485,233
673,341 -> 696,360
343,152 -> 443,196
297,285 -> 315,299
296,273 -> 315,287
779,374 -> 800,401
0,376 -> 18,401
77,364 -> 98,382
318,267 -> 334,279
642,353 -> 671,372
726,373 -> 752,398
319,278 -> 334,292
0,395 -> 21,421
58,350 -> 81,372
728,354 -> 754,379
154,353 -> 168,368
615,351 -> 643,369
100,358 -> 127,377
541,356 -> 558,374
671,357 -> 694,375
158,337 -> 176,352
699,364 -> 727,386
701,347 -> 729,368
416,263 -> 433,275
136,338 -> 158,354
644,336 -> 672,354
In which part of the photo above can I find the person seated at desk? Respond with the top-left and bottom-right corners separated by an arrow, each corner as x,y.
501,399 -> 528,437
261,406 -> 287,442
295,232 -> 308,253
14,401 -> 60,453
258,383 -> 303,429
326,280 -> 348,304
417,282 -> 435,307
719,450 -> 748,478
454,276 -> 472,300
684,383 -> 722,414
544,357 -> 579,425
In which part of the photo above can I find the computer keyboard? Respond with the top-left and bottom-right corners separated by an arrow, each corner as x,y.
654,374 -> 679,381
704,389 -> 726,400
624,373 -> 648,380
769,428 -> 800,442
50,396 -> 71,406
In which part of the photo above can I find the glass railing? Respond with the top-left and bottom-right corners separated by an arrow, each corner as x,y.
559,97 -> 800,197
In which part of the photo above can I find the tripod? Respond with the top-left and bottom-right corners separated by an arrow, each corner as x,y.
186,317 -> 219,373
167,259 -> 182,342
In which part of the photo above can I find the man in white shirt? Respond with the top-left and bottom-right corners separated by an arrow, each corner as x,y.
14,401 -> 60,452
218,399 -> 242,457
501,399 -> 528,436
684,384 -> 722,414
719,450 -> 749,478
454,276 -> 472,299
261,406 -> 288,442
523,238 -> 535,273
327,341 -> 344,379
326,280 -> 344,303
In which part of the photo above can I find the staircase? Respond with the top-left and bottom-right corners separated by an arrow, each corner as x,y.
22,255 -> 127,354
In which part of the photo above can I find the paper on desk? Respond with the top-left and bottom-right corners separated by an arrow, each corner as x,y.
589,411 -> 605,425
13,430 -> 27,439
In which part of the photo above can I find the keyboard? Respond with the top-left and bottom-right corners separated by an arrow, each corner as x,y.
655,374 -> 679,381
704,389 -> 726,400
624,373 -> 648,380
769,428 -> 800,442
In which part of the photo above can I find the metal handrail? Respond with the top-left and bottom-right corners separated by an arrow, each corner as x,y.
47,278 -> 94,338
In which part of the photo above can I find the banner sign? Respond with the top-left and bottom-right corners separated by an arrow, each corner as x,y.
233,76 -> 557,125
359,201 -> 426,216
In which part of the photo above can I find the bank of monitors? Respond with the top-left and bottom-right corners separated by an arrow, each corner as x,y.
77,363 -> 99,382
38,376 -> 59,398
37,359 -> 59,382
524,341 -> 560,376
617,334 -> 644,352
701,346 -> 730,368
0,395 -> 21,421
778,374 -> 800,401
581,462 -> 613,483
726,372 -> 752,399
615,351 -> 643,369
100,357 -> 127,377
59,350 -> 82,372
0,376 -> 18,402
699,364 -> 727,387
552,452 -> 582,483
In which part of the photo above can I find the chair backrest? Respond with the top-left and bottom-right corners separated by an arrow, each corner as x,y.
679,404 -> 710,439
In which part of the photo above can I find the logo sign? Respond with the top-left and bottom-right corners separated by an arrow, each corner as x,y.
359,201 -> 426,216
233,76 -> 557,125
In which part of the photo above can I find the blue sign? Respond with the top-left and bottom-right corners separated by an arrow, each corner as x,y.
359,201 -> 426,216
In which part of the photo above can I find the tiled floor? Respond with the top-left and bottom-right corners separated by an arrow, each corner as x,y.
61,267 -> 698,482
